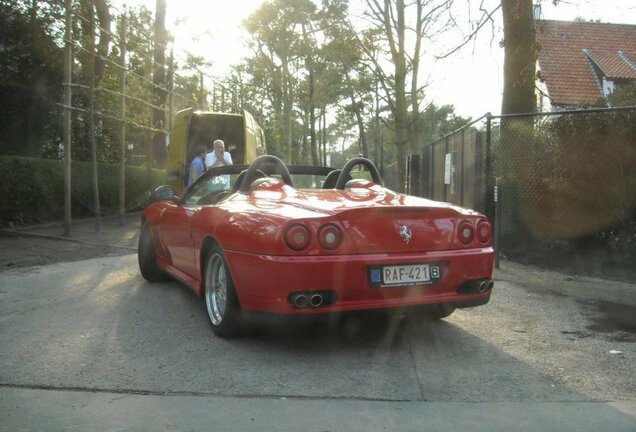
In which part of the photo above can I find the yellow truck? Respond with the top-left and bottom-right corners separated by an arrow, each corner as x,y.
165,108 -> 266,190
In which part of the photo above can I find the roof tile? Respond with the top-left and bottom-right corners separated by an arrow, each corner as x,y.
536,20 -> 636,106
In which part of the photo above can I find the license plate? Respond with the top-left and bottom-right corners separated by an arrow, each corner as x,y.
368,263 -> 441,288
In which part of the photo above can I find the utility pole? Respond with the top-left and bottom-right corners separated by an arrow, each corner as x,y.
118,12 -> 127,226
63,0 -> 73,236
152,0 -> 167,167
88,1 -> 101,231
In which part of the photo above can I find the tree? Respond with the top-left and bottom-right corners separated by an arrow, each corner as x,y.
244,0 -> 317,163
0,1 -> 64,157
498,0 -> 536,239
318,0 -> 372,162
357,0 -> 452,191
299,0 -> 363,165
172,53 -> 210,112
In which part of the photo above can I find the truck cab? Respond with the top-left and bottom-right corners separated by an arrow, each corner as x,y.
165,108 -> 266,190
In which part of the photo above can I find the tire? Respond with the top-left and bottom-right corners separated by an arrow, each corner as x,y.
138,222 -> 170,282
203,246 -> 244,337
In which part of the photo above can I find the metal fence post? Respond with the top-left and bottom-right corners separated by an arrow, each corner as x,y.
410,154 -> 421,196
485,112 -> 494,221
494,176 -> 502,269
460,127 -> 465,206
443,135 -> 448,202
408,155 -> 411,194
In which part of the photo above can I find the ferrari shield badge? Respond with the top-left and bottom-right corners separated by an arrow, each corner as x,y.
399,225 -> 412,243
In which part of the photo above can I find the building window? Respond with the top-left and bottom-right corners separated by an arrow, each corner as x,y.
603,78 -> 614,97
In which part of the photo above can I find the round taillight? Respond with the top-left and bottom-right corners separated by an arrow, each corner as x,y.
284,224 -> 311,251
477,221 -> 492,243
318,224 -> 343,250
458,221 -> 474,244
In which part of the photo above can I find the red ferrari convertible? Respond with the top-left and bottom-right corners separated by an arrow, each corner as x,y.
139,156 -> 494,337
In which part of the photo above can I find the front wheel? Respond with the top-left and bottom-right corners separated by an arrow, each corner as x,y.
204,246 -> 244,337
138,222 -> 170,282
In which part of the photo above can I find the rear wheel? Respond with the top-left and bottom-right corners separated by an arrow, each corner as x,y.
138,222 -> 169,282
204,246 -> 244,337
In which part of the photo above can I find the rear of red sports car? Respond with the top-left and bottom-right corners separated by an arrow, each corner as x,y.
221,180 -> 494,322
139,158 -> 495,336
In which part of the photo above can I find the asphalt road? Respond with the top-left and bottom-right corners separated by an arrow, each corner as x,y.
1,255 -> 635,431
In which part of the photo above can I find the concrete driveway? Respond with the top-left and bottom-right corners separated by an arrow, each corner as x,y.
1,255 -> 634,431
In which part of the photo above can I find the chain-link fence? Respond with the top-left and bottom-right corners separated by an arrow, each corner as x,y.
412,107 -> 636,279
409,114 -> 493,218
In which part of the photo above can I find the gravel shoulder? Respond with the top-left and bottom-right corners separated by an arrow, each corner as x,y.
0,214 -> 140,271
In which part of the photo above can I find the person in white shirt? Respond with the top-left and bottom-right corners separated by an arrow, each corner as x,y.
205,139 -> 233,169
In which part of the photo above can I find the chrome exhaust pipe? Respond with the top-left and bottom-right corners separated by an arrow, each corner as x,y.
309,293 -> 324,307
477,280 -> 494,293
293,294 -> 309,308
458,279 -> 493,295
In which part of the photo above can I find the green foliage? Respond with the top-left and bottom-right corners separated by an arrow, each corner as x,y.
0,1 -> 206,164
496,108 -> 636,243
416,103 -> 472,146
488,105 -> 636,277
1,0 -> 476,182
350,169 -> 372,181
0,1 -> 64,157
0,156 -> 165,225
240,0 -> 369,165
608,82 -> 636,106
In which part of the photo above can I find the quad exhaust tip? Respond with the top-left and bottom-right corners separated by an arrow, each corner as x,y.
310,294 -> 324,307
293,294 -> 309,308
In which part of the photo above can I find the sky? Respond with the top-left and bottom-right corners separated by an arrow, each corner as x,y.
115,0 -> 636,119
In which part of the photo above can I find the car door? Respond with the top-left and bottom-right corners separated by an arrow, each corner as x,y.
161,173 -> 232,279
158,202 -> 199,279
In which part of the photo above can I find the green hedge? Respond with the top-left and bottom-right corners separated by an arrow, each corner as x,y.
0,156 -> 166,225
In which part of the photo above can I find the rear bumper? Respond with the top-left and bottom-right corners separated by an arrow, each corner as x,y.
242,296 -> 490,325
225,247 -> 494,315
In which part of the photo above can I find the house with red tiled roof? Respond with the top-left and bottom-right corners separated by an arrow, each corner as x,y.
535,20 -> 636,111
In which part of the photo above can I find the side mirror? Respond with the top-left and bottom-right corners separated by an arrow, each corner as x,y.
150,185 -> 178,203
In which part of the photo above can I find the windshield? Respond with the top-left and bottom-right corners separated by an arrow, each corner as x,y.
181,173 -> 238,206
182,167 -> 333,206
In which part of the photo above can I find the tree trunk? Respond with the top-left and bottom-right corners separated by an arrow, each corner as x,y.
350,96 -> 368,158
25,0 -> 39,156
321,108 -> 327,165
393,0 -> 408,192
500,0 -> 536,239
272,65 -> 283,157
93,0 -> 111,84
501,0 -> 535,115
309,66 -> 319,166
152,0 -> 167,167
409,0 -> 424,156
88,1 -> 101,231
281,56 -> 293,163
